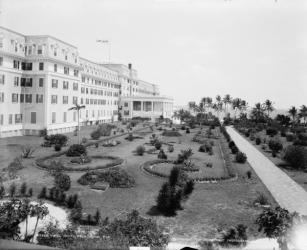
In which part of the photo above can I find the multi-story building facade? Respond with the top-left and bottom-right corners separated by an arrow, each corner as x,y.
0,26 -> 173,138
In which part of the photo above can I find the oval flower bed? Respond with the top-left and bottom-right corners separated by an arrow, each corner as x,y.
141,159 -> 235,183
78,167 -> 135,188
36,155 -> 123,172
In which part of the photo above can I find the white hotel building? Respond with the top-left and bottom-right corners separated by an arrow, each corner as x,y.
0,27 -> 173,138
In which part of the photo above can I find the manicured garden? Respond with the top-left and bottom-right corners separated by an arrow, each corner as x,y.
0,118 -> 279,248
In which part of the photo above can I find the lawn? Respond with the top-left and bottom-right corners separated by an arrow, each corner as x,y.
239,129 -> 307,192
0,123 -> 278,243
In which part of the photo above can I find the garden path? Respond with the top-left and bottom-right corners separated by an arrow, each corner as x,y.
226,126 -> 307,215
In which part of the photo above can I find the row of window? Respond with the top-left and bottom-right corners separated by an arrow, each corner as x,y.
81,77 -> 120,89
10,93 -> 44,104
80,86 -> 118,97
0,113 -> 24,125
51,79 -> 78,90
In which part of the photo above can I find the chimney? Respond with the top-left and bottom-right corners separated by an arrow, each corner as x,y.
128,63 -> 132,70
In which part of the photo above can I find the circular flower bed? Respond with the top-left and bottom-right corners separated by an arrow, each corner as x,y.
36,155 -> 123,172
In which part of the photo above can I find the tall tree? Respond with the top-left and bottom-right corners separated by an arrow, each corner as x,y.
288,106 -> 298,124
263,99 -> 275,118
232,98 -> 241,119
250,102 -> 265,122
222,94 -> 232,116
299,105 -> 307,125
68,103 -> 86,144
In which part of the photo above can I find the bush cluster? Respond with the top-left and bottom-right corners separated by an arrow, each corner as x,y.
266,127 -> 278,137
220,126 -> 230,142
236,151 -> 247,163
42,134 -> 68,147
268,139 -> 283,153
66,144 -> 87,157
54,173 -> 71,191
283,145 -> 307,170
174,148 -> 193,164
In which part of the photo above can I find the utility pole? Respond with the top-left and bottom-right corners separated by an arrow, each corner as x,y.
96,40 -> 111,64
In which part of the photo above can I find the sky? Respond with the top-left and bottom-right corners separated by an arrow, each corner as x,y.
1,0 -> 306,109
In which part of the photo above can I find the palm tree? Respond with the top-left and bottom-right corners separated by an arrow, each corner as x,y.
68,103 -> 86,144
299,105 -> 307,125
263,99 -> 275,118
173,109 -> 190,124
222,94 -> 232,116
288,106 -> 297,125
30,202 -> 49,243
232,98 -> 241,119
251,102 -> 265,122
214,95 -> 223,121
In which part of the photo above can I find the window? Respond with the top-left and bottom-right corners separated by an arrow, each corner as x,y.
74,69 -> 78,77
20,94 -> 24,103
37,45 -> 43,55
21,62 -> 32,71
52,79 -> 58,88
73,96 -> 78,105
21,78 -> 33,87
39,62 -> 44,70
12,93 -> 18,103
54,64 -> 57,72
30,112 -> 36,124
8,114 -> 13,124
13,60 -> 19,69
36,94 -> 43,103
124,102 -> 128,107
52,112 -> 56,123
25,94 -> 32,103
51,95 -> 58,104
81,87 -> 85,93
0,74 -> 5,84
39,78 -> 44,87
64,67 -> 69,75
0,92 -> 4,102
15,114 -> 22,124
63,112 -> 67,122
0,38 -> 3,48
14,77 -> 19,86
73,82 -> 78,91
0,57 -> 3,66
63,96 -> 68,104
0,114 -> 3,125
63,81 -> 69,89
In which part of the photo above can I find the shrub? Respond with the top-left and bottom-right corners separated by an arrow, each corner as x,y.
168,145 -> 174,153
28,188 -> 33,197
283,145 -> 307,170
298,132 -> 307,141
66,144 -> 87,157
186,128 -> 190,134
231,145 -> 239,154
268,139 -> 283,153
9,183 -> 16,197
54,144 -> 62,151
286,132 -> 295,142
228,141 -> 235,148
55,173 -> 71,191
44,134 -> 68,147
0,186 -> 5,198
175,148 -> 193,164
247,170 -> 252,179
21,146 -> 36,158
280,130 -> 287,137
39,128 -> 47,137
220,224 -> 247,247
236,151 -> 247,163
81,137 -> 88,144
255,137 -> 261,145
155,141 -> 162,150
136,145 -> 145,156
20,182 -> 27,196
38,186 -> 47,199
158,149 -> 168,160
90,129 -> 101,140
245,132 -> 250,138
266,127 -> 278,137
183,180 -> 194,198
254,193 -> 269,206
